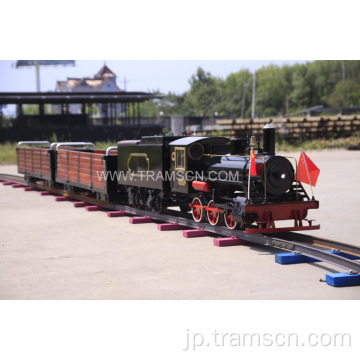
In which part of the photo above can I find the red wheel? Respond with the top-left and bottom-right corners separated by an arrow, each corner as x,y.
191,197 -> 206,223
207,200 -> 220,226
224,213 -> 239,230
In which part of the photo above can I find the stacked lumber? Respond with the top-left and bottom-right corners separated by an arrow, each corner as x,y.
196,115 -> 360,140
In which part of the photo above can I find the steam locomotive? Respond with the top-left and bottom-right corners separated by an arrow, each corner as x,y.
17,124 -> 320,233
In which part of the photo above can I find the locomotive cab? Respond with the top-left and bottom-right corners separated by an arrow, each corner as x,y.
169,137 -> 231,194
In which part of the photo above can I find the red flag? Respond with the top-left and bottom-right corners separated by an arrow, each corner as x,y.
296,150 -> 320,186
250,149 -> 257,176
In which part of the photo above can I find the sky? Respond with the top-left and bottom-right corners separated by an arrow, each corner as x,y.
0,60 -> 311,95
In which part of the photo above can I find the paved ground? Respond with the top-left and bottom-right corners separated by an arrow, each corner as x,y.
0,149 -> 359,299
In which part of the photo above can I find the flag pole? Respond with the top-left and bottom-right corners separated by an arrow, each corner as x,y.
300,148 -> 315,200
248,148 -> 252,203
248,136 -> 258,203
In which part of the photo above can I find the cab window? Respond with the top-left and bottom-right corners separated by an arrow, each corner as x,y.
175,148 -> 185,170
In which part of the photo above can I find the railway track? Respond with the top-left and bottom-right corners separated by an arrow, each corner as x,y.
2,173 -> 360,275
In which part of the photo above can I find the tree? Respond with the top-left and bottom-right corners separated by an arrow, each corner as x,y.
183,67 -> 219,116
328,80 -> 360,107
289,64 -> 311,111
255,64 -> 288,117
217,69 -> 252,117
137,60 -> 360,119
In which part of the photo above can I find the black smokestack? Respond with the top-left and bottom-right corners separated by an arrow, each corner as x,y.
263,122 -> 275,155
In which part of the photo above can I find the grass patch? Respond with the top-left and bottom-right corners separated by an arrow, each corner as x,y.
0,142 -> 18,164
94,141 -> 118,150
276,133 -> 360,151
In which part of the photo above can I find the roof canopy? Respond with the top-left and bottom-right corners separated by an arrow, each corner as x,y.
0,91 -> 165,105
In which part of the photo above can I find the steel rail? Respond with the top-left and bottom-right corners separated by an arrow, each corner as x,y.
274,232 -> 360,257
0,174 -> 27,183
2,173 -> 360,274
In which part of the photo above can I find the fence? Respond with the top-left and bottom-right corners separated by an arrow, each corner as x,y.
0,125 -> 163,143
2,116 -> 359,143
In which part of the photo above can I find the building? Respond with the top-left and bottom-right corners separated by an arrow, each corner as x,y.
55,65 -> 122,93
54,65 -> 124,122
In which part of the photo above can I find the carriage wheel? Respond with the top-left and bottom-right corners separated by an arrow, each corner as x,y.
153,194 -> 166,214
133,190 -> 144,210
191,197 -> 206,223
224,213 -> 239,230
207,200 -> 220,226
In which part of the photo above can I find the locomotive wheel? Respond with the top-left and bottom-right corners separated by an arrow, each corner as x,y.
191,197 -> 206,223
224,213 -> 239,230
207,200 -> 220,226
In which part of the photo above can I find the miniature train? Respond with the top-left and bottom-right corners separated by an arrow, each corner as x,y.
17,125 -> 320,233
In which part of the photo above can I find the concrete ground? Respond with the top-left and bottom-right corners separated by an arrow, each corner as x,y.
0,149 -> 359,299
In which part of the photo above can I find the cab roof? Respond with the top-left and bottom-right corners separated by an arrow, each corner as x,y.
169,136 -> 229,146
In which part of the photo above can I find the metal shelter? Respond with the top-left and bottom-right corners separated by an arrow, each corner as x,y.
0,91 -> 165,127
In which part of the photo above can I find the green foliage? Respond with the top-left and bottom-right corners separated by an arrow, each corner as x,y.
21,104 -> 55,115
183,67 -> 219,117
136,89 -> 186,118
328,80 -> 360,106
289,65 -> 311,111
94,141 -> 118,150
49,133 -> 58,143
148,61 -> 360,119
217,69 -> 252,116
22,104 -> 39,115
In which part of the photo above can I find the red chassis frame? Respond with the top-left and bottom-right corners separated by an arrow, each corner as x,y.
189,200 -> 320,234
243,200 -> 320,233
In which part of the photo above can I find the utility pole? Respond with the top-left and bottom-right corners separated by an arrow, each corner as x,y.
342,60 -> 346,106
241,79 -> 248,119
123,76 -> 128,122
35,63 -> 40,92
251,71 -> 256,119
286,93 -> 289,116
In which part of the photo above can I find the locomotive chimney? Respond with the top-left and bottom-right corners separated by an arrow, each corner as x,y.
263,122 -> 275,155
